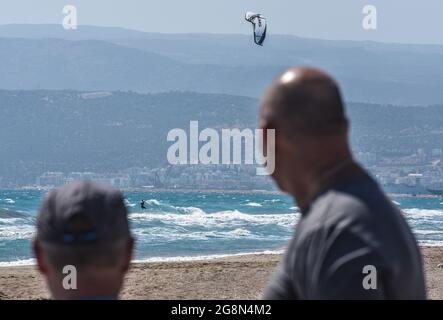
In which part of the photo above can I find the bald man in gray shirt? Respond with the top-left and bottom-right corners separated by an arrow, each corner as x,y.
259,67 -> 426,300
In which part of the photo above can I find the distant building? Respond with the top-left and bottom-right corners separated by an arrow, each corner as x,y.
356,151 -> 377,166
36,172 -> 66,187
431,148 -> 442,157
37,171 -> 131,189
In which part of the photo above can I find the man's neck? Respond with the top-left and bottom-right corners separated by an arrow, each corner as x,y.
50,274 -> 122,300
291,157 -> 360,213
54,293 -> 118,300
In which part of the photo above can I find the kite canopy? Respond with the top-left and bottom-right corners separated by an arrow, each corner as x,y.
245,11 -> 267,46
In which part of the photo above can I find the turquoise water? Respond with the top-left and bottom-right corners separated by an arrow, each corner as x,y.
0,190 -> 442,265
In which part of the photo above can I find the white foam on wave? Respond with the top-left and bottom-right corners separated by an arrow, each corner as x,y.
0,218 -> 24,225
126,199 -> 161,208
392,200 -> 401,206
145,199 -> 161,206
0,258 -> 35,267
264,199 -> 282,203
0,225 -> 35,240
419,240 -> 443,247
134,225 -> 291,242
124,199 -> 136,207
133,249 -> 285,264
172,206 -> 205,214
130,208 -> 300,229
243,202 -> 262,207
403,208 -> 443,219
414,229 -> 443,235
2,198 -> 15,204
182,206 -> 206,214
132,227 -> 269,242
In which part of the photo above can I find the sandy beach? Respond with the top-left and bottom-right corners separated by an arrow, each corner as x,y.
0,247 -> 441,300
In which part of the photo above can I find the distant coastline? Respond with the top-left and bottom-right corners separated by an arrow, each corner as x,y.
6,186 -> 282,195
7,186 -> 443,198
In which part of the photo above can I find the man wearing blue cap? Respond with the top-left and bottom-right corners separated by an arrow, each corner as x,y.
33,181 -> 134,300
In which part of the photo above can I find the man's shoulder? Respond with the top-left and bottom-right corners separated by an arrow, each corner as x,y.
295,185 -> 413,263
295,186 -> 399,251
303,189 -> 373,231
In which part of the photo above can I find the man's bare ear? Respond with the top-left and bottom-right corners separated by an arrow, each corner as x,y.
259,119 -> 277,153
262,120 -> 289,154
32,238 -> 48,274
259,120 -> 269,151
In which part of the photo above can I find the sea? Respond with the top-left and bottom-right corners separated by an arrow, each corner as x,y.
0,190 -> 442,266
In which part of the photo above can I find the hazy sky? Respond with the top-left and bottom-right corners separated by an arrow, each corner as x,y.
1,0 -> 442,44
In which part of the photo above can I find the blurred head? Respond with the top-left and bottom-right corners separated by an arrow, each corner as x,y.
259,67 -> 352,200
33,181 -> 134,300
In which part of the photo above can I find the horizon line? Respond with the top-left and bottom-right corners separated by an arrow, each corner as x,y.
2,23 -> 443,47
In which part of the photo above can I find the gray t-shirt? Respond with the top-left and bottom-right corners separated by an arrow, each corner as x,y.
264,172 -> 426,300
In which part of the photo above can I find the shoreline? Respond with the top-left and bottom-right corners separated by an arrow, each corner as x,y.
0,249 -> 285,268
1,244 -> 442,268
0,246 -> 441,300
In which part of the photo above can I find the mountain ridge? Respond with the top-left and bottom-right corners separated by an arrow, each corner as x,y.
1,89 -> 443,186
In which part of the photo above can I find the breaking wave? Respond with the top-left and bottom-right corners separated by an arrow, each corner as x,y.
130,207 -> 299,229
243,202 -> 263,207
0,224 -> 35,241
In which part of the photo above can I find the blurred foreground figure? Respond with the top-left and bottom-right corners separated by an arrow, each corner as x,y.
261,67 -> 426,299
33,181 -> 134,300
